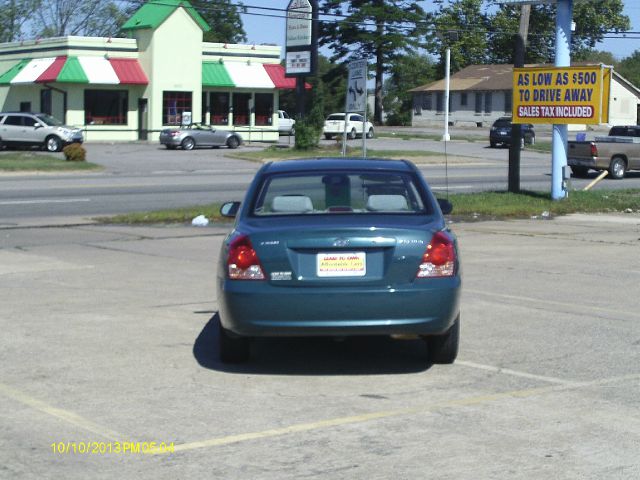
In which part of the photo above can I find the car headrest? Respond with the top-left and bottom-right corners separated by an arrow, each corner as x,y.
366,194 -> 409,212
271,195 -> 314,213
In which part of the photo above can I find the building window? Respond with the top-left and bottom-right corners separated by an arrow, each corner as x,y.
475,93 -> 482,113
413,94 -> 422,115
163,91 -> 192,125
436,92 -> 444,113
41,90 -> 52,115
232,93 -> 251,126
85,90 -> 128,125
504,91 -> 512,113
254,93 -> 273,126
461,92 -> 468,107
422,93 -> 432,111
484,92 -> 492,114
209,92 -> 229,125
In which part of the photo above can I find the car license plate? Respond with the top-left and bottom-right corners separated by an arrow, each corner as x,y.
317,252 -> 366,277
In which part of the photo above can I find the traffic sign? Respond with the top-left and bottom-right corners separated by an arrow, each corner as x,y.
346,60 -> 367,113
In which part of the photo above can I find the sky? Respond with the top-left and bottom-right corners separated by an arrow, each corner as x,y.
239,1 -> 640,61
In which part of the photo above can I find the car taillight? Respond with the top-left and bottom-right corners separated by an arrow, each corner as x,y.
590,143 -> 598,157
417,231 -> 456,278
227,235 -> 265,280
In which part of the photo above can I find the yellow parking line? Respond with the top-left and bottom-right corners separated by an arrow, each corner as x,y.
0,382 -> 121,441
163,373 -> 640,455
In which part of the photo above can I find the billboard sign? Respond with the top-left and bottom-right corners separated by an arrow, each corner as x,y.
286,0 -> 312,47
285,0 -> 317,77
512,65 -> 611,125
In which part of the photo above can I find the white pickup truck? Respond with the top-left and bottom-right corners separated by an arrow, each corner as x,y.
277,110 -> 295,135
568,125 -> 640,179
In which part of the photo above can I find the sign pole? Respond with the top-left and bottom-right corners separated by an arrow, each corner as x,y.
551,0 -> 573,200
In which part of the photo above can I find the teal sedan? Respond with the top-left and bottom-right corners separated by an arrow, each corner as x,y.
217,158 -> 461,364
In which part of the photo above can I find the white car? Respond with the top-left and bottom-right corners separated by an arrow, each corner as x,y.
277,110 -> 295,135
323,113 -> 374,140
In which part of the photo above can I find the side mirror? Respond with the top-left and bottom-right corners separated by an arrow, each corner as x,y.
34,123 -> 43,129
437,198 -> 453,215
220,201 -> 240,218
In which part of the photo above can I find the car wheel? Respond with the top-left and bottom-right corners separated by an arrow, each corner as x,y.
348,128 -> 357,140
45,135 -> 63,152
366,128 -> 374,139
324,134 -> 333,140
226,136 -> 240,149
489,141 -> 497,148
290,126 -> 295,136
571,166 -> 589,178
181,137 -> 195,150
218,321 -> 250,363
609,156 -> 626,179
528,134 -> 536,146
424,315 -> 459,364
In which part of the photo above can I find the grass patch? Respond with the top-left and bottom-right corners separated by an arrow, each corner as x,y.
95,204 -> 230,225
378,132 -> 478,142
97,189 -> 640,225
526,140 -> 552,154
447,189 -> 640,219
0,151 -> 101,172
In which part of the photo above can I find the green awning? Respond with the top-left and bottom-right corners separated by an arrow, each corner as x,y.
0,59 -> 29,85
202,62 -> 234,87
56,56 -> 88,83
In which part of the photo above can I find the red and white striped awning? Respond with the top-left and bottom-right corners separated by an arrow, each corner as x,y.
0,56 -> 148,85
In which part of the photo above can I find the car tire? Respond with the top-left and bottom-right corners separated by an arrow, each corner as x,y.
348,128 -> 357,140
218,321 -> 250,363
324,134 -> 333,140
571,166 -> 590,178
366,128 -> 374,139
45,135 -> 63,152
226,136 -> 240,149
181,137 -> 195,150
290,126 -> 295,136
609,156 -> 626,180
489,141 -> 497,148
528,134 -> 536,146
424,315 -> 459,364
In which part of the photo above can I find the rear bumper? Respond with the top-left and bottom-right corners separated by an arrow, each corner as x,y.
568,157 -> 597,168
217,278 -> 461,337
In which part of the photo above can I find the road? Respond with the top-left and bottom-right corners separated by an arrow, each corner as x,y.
1,138 -> 639,222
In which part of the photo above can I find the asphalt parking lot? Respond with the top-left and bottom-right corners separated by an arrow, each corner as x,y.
1,212 -> 639,479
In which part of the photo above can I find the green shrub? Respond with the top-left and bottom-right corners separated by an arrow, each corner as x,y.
294,120 -> 321,150
63,143 -> 86,162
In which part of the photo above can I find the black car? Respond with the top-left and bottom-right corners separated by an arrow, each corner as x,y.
489,117 -> 535,148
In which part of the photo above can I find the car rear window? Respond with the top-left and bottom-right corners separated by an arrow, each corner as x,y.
493,119 -> 511,128
326,114 -> 345,121
252,171 -> 429,216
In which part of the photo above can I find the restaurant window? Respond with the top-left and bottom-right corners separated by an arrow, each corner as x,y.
254,93 -> 273,126
232,93 -> 251,126
85,90 -> 128,125
209,92 -> 230,125
163,91 -> 192,125
41,89 -> 52,115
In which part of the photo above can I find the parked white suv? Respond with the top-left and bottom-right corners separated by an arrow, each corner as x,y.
323,113 -> 374,140
0,112 -> 83,152
277,110 -> 295,135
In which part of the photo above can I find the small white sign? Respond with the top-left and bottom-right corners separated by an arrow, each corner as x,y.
347,60 -> 367,113
286,0 -> 312,47
317,252 -> 366,277
286,51 -> 312,75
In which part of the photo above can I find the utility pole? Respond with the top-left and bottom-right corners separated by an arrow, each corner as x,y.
508,4 -> 530,193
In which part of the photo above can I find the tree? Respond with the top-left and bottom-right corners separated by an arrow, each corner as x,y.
0,0 -> 39,42
487,0 -> 629,64
383,53 -> 436,125
429,0 -> 488,76
319,1 -> 426,125
32,0 -> 125,37
617,50 -> 640,90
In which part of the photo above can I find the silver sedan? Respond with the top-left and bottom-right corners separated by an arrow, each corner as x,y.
159,123 -> 242,150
